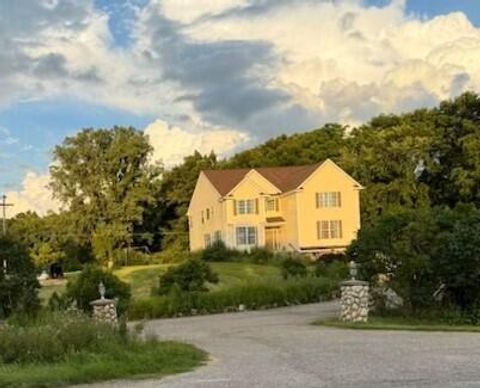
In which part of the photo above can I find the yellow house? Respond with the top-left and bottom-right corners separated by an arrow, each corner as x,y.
187,159 -> 363,256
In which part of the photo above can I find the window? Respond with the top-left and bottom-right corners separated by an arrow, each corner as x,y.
265,198 -> 279,212
235,199 -> 258,215
204,234 -> 211,248
201,211 -> 205,224
317,220 -> 343,239
316,192 -> 342,208
213,230 -> 222,242
206,208 -> 210,220
236,226 -> 257,246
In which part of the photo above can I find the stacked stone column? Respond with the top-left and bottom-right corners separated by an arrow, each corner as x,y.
90,298 -> 118,325
340,280 -> 369,323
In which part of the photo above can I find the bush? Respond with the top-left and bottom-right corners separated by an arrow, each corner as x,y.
130,277 -> 336,320
0,236 -> 40,319
281,257 -> 308,279
314,260 -> 349,280
200,241 -> 239,262
64,265 -> 131,315
158,259 -> 219,295
246,247 -> 278,264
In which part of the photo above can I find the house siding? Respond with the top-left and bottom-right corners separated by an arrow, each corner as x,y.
188,160 -> 362,254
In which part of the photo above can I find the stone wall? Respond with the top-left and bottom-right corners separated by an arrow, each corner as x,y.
90,299 -> 118,325
340,280 -> 369,323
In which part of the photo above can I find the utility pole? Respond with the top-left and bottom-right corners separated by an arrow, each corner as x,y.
0,194 -> 13,273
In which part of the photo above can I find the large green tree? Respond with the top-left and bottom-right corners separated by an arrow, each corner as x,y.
50,127 -> 160,263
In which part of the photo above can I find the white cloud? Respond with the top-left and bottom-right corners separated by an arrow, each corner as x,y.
3,0 -> 480,130
144,119 -> 249,167
5,172 -> 60,218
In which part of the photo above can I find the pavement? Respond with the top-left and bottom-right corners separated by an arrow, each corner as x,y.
84,301 -> 480,388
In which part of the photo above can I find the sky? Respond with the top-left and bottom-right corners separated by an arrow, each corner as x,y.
0,0 -> 479,216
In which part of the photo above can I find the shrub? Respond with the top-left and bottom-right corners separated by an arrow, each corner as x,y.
281,257 -> 308,279
314,260 -> 349,280
246,247 -> 277,264
158,259 -> 219,295
64,265 -> 131,315
200,241 -> 239,262
0,236 -> 40,319
130,277 -> 336,320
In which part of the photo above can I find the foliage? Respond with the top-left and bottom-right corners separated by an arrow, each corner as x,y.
30,241 -> 65,268
281,257 -> 308,279
0,312 -> 121,364
433,205 -> 480,310
157,259 -> 219,295
200,240 -> 240,262
64,265 -> 131,315
0,312 -> 206,387
50,127 -> 161,263
9,211 -> 93,271
349,205 -> 480,314
156,151 -> 218,251
0,236 -> 40,319
130,277 -> 336,320
314,260 -> 349,281
348,207 -> 438,312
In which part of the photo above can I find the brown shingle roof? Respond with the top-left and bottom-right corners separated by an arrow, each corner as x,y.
202,163 -> 321,196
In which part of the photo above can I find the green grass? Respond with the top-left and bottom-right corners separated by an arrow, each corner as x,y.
314,316 -> 480,332
0,341 -> 207,387
209,262 -> 282,290
39,262 -> 282,303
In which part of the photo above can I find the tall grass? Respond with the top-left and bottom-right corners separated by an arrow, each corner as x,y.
0,312 -> 207,387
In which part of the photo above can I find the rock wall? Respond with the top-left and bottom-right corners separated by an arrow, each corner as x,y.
340,280 -> 369,323
90,299 -> 118,325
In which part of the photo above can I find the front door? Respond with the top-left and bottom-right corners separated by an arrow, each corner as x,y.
265,227 -> 281,250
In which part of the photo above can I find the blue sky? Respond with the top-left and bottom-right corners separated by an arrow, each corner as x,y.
1,0 -> 480,214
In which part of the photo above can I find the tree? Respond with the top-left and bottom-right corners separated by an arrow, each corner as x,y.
50,127 -> 160,263
157,151 -> 217,251
348,207 -> 438,312
0,236 -> 40,318
433,205 -> 480,310
421,92 -> 480,207
30,241 -> 64,269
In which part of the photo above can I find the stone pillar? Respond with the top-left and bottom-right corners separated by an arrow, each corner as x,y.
340,280 -> 369,323
90,298 -> 118,325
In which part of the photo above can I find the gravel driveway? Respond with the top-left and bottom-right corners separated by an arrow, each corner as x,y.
85,301 -> 480,388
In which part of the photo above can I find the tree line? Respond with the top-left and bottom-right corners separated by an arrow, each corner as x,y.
5,92 -> 480,277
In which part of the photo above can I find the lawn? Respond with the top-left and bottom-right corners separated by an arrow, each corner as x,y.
39,262 -> 283,302
314,316 -> 480,332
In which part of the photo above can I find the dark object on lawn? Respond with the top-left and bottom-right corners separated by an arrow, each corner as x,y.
49,261 -> 64,279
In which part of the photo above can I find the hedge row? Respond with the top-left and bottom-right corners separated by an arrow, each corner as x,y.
128,277 -> 337,320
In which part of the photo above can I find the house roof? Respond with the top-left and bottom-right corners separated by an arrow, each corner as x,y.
202,163 -> 322,196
